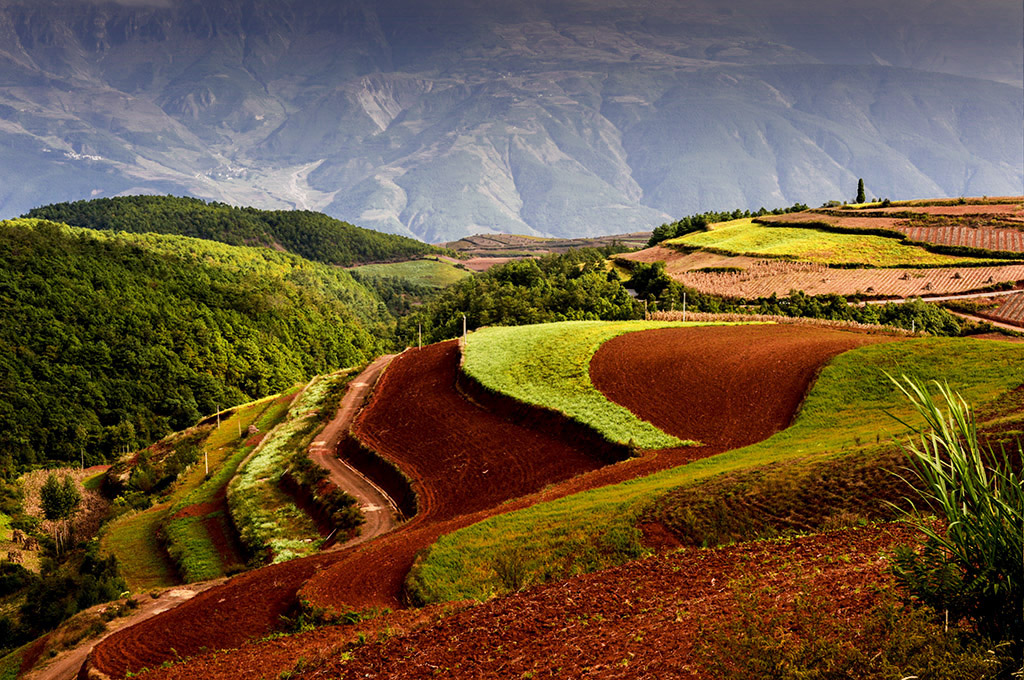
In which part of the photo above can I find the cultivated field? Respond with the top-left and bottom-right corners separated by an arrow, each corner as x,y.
629,199 -> 1024,298
463,321 -> 695,450
412,331 -> 1024,603
667,218 -> 988,267
82,323 -> 1024,680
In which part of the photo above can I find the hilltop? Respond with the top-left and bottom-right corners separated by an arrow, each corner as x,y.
26,196 -> 440,267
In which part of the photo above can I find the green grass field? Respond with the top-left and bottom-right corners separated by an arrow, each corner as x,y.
668,218 -> 991,267
463,321 -> 713,450
409,336 -> 1024,604
350,258 -> 471,287
101,504 -> 177,592
163,389 -> 301,582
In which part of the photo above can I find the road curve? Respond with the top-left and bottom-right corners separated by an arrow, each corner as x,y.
309,354 -> 399,547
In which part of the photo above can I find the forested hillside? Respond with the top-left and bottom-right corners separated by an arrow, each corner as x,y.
25,197 -> 439,267
0,219 -> 390,473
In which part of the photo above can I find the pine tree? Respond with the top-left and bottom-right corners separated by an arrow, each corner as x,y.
856,178 -> 866,203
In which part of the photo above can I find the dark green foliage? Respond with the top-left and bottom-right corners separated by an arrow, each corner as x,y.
647,202 -> 809,247
857,178 -> 867,203
400,249 -> 639,343
26,196 -> 438,267
348,271 -> 438,318
1,541 -> 126,656
0,562 -> 32,597
39,473 -> 80,522
0,219 -> 384,469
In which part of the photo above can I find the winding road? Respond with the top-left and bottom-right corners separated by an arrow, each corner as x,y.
308,354 -> 399,546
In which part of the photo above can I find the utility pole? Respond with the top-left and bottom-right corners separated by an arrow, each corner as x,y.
418,322 -> 422,350
643,299 -> 648,320
462,314 -> 467,342
683,292 -> 687,323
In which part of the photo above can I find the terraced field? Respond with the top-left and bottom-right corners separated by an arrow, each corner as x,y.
629,198 -> 1024,299
667,218 -> 988,267
83,322 -> 1024,680
462,321 -> 694,450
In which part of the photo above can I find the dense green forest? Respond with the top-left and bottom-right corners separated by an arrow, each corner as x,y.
399,248 -> 640,343
26,196 -> 440,267
0,219 -> 392,474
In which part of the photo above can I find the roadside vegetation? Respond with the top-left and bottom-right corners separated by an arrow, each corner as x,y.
228,370 -> 361,564
408,337 -> 1024,603
463,321 -> 699,449
667,218 -> 995,267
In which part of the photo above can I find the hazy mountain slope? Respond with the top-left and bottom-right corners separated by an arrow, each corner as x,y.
0,0 -> 1019,240
0,218 -> 389,470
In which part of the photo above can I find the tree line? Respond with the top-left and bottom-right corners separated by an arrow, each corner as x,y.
26,196 -> 440,267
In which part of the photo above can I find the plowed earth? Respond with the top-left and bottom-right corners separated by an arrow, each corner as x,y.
90,327 -> 900,679
285,525 -> 920,680
591,325 -> 893,449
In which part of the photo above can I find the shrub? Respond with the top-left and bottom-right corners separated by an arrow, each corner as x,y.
890,376 -> 1023,654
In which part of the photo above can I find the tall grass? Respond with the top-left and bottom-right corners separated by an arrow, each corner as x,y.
890,376 -> 1023,647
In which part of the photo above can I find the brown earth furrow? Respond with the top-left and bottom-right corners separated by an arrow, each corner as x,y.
590,325 -> 894,450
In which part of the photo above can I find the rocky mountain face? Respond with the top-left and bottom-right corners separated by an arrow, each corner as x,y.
0,0 -> 1020,241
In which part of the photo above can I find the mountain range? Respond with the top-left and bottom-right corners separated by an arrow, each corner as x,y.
0,0 -> 1020,241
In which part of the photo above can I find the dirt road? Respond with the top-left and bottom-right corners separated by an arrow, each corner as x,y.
25,582 -> 219,680
309,354 -> 399,546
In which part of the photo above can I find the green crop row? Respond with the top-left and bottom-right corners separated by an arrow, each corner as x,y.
463,321 -> 710,450
409,336 -> 1024,604
668,218 -> 994,267
227,371 -> 356,564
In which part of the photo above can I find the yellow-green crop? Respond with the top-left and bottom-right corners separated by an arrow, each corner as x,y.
669,218 -> 991,267
464,321 -> 714,449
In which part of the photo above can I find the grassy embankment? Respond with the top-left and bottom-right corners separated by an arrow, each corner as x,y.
228,369 -> 358,564
101,392 -> 299,590
410,335 -> 1024,603
350,258 -> 471,288
463,321 -> 712,450
667,218 -> 995,267
163,389 -> 301,582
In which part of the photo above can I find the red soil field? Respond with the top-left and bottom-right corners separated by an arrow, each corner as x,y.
89,327 -> 901,679
591,325 -> 892,450
669,262 -> 1024,298
285,525 -> 920,680
895,224 -> 1024,253
874,203 -> 1024,217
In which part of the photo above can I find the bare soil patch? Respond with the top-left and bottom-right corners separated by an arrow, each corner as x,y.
290,525 -> 917,680
590,325 -> 893,450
